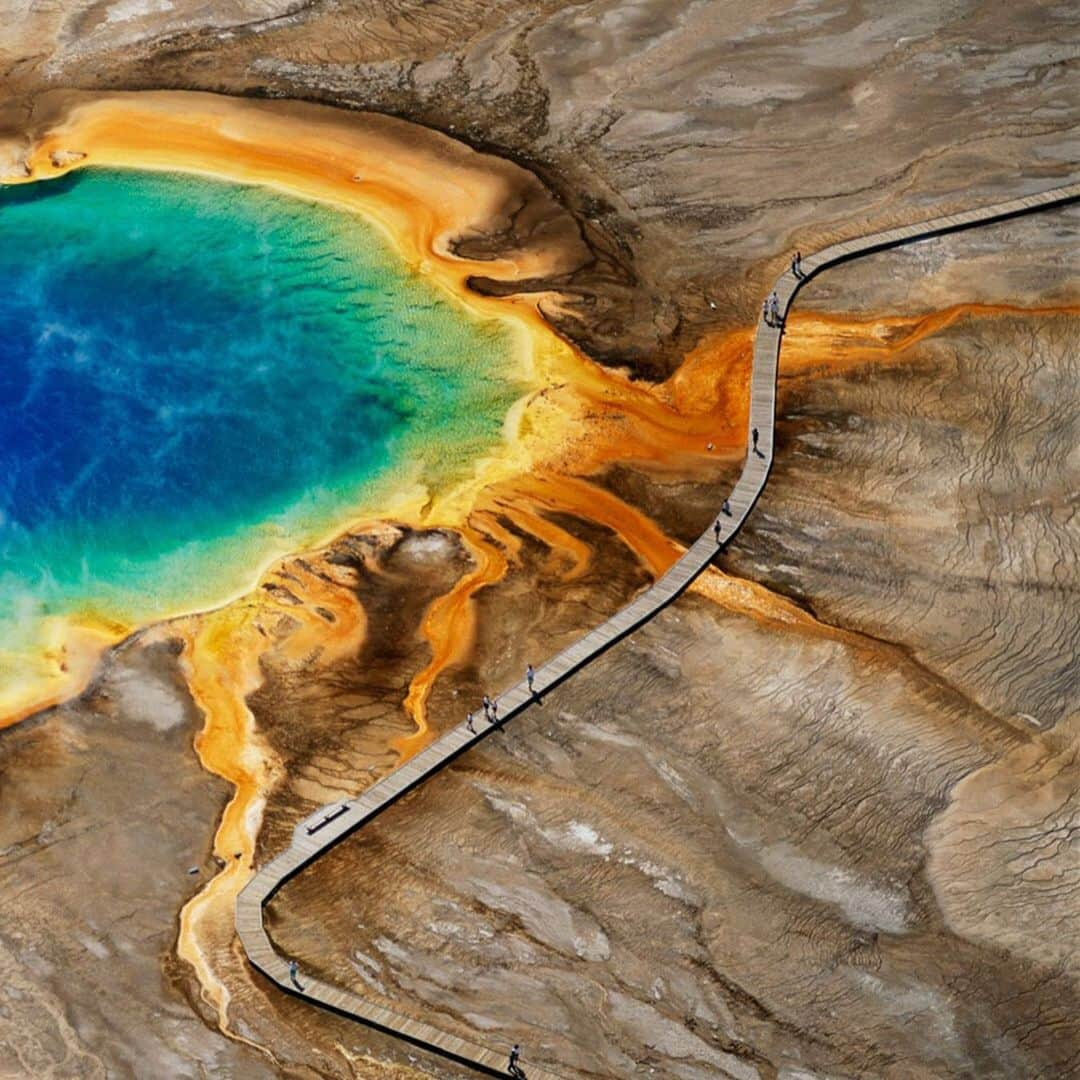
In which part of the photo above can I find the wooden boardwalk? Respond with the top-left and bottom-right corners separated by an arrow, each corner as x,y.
236,180 -> 1080,1078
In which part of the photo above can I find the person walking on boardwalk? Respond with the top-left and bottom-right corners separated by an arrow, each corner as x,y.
752,427 -> 761,456
288,959 -> 304,991
722,498 -> 732,517
713,519 -> 722,544
526,664 -> 536,694
761,297 -> 773,327
792,251 -> 805,279
489,699 -> 499,724
466,712 -> 475,734
508,1043 -> 526,1078
769,291 -> 782,327
482,695 -> 492,720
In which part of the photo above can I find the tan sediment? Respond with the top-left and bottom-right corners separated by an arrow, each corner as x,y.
491,470 -> 832,634
396,526 -> 509,759
175,551 -> 365,1031
469,510 -> 526,567
176,600 -> 278,1031
780,303 -> 1080,376
6,89 -> 1078,1046
0,90 -> 597,1034
5,89 -> 588,301
491,497 -> 593,582
0,88 -> 591,729
0,614 -> 127,732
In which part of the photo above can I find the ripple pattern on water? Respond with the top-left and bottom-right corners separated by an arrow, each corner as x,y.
0,169 -> 524,688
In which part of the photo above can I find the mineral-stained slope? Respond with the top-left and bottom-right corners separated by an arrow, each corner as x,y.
1,2 -> 1078,1078
257,213 -> 1080,1079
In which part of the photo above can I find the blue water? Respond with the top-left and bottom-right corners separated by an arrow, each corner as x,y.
0,169 -> 523,688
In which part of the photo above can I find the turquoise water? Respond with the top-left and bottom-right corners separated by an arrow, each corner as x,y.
0,169 -> 523,684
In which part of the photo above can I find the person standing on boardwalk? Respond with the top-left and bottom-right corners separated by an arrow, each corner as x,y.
489,699 -> 499,724
288,959 -> 304,991
769,291 -> 782,327
792,251 -> 805,279
722,498 -> 732,517
752,427 -> 761,456
466,712 -> 475,734
508,1044 -> 526,1078
482,695 -> 492,720
526,664 -> 536,694
761,297 -> 773,327
713,519 -> 722,544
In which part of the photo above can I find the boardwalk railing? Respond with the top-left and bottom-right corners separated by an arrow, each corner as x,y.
236,179 -> 1080,1078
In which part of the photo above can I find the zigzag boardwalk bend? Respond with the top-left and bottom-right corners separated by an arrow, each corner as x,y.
236,180 -> 1080,1077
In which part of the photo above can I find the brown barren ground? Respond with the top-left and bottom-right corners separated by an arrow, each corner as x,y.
0,3 -> 1078,1078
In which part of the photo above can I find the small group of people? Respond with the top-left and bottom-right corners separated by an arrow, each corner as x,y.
473,695 -> 498,728
467,666 -> 540,734
762,252 -> 807,328
466,700 -> 495,733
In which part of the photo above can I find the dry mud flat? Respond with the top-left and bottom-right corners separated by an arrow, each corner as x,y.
0,636 -> 276,1078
